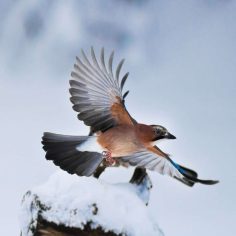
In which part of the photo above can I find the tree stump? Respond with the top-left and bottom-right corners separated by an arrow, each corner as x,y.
20,172 -> 163,236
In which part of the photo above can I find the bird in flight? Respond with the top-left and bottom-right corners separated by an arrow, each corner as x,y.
42,47 -> 218,187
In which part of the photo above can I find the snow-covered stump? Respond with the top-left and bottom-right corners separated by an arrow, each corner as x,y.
20,172 -> 164,236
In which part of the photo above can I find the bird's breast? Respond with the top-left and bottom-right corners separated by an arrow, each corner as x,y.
97,125 -> 143,157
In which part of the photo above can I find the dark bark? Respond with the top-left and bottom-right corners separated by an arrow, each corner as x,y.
35,217 -> 124,236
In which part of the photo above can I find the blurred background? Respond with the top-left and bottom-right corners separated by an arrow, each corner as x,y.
0,0 -> 235,235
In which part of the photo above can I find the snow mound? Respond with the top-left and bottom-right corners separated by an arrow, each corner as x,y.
20,171 -> 163,236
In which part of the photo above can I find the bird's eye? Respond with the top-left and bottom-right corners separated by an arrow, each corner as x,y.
155,128 -> 162,135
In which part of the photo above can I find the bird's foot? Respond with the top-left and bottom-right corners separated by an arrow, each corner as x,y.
102,151 -> 116,166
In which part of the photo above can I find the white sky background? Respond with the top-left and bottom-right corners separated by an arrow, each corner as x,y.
0,0 -> 235,235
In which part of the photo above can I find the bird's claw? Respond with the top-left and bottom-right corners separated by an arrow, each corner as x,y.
102,151 -> 116,166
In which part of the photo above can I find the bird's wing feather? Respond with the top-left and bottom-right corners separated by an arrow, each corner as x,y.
70,47 -> 136,133
120,149 -> 183,179
120,147 -> 219,185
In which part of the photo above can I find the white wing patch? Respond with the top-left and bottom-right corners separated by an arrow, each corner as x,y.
76,137 -> 104,153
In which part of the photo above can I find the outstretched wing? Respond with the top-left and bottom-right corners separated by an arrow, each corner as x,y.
70,47 -> 136,133
120,146 -> 219,186
120,148 -> 184,179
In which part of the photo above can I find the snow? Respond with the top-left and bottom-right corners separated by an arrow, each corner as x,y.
20,171 -> 163,236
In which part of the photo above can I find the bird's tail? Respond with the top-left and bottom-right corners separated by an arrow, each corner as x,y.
173,162 -> 219,187
42,132 -> 103,176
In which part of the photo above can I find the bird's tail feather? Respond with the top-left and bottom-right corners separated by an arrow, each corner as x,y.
42,132 -> 103,176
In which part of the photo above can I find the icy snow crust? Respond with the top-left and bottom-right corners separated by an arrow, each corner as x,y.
20,171 -> 163,236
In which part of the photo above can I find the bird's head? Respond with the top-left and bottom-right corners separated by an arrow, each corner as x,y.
151,125 -> 176,141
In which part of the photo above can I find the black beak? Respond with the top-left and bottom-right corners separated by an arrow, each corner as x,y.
166,132 -> 176,139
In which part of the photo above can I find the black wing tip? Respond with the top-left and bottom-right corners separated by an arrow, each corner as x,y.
176,163 -> 219,186
183,173 -> 220,185
174,177 -> 195,187
176,177 -> 219,187
198,179 -> 219,185
123,90 -> 130,100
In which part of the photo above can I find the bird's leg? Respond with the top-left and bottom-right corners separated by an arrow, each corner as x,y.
102,151 -> 116,166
